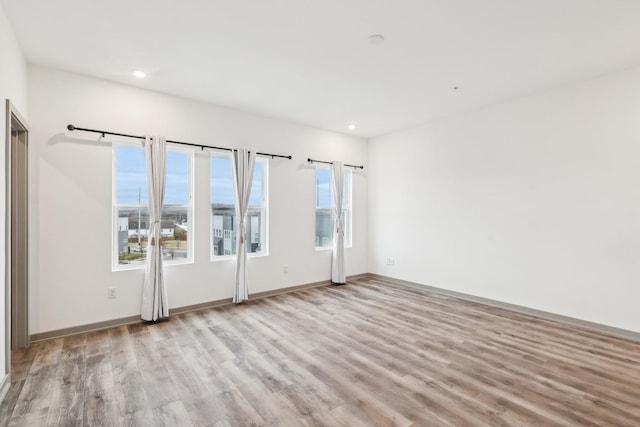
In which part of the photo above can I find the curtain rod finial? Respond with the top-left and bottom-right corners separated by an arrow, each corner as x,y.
67,124 -> 76,131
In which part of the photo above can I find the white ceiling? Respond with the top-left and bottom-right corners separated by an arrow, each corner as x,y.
3,0 -> 640,138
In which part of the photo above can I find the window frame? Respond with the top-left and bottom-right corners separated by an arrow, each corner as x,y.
210,151 -> 269,261
112,141 -> 194,271
314,165 -> 352,251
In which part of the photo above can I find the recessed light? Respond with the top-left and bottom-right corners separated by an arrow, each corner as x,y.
348,124 -> 356,130
368,35 -> 385,45
133,70 -> 146,79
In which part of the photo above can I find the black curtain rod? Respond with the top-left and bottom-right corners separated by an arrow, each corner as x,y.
307,157 -> 364,170
66,124 -> 292,160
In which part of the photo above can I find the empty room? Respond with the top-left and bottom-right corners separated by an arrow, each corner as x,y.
1,0 -> 640,425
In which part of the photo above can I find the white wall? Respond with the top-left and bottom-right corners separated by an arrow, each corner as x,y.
0,2 -> 28,386
368,66 -> 640,333
28,66 -> 367,334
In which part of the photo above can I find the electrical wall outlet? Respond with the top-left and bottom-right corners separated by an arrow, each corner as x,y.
386,258 -> 395,266
107,287 -> 117,299
283,265 -> 289,274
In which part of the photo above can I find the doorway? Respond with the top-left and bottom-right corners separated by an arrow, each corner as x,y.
5,100 -> 29,359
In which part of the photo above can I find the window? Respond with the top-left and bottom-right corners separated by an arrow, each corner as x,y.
113,143 -> 193,269
315,166 -> 352,249
211,152 -> 268,259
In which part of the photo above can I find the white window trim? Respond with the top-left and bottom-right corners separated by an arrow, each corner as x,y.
112,142 -> 194,271
210,152 -> 269,261
314,165 -> 353,251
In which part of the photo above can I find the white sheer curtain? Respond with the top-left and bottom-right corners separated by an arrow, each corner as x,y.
141,136 -> 169,321
232,148 -> 256,303
331,161 -> 346,284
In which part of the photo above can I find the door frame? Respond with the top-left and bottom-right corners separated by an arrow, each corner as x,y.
5,99 -> 29,377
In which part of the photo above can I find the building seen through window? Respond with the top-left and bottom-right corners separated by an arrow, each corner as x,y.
211,154 -> 267,258
315,166 -> 352,248
113,144 -> 192,267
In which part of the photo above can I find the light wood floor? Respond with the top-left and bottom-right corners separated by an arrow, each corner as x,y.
1,277 -> 640,426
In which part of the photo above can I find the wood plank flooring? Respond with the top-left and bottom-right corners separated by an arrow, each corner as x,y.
2,276 -> 640,426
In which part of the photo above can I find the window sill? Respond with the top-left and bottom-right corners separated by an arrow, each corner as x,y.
211,251 -> 269,262
113,258 -> 193,272
315,245 -> 353,252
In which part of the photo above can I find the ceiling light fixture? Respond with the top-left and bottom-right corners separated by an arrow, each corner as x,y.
348,124 -> 356,130
368,34 -> 385,45
133,70 -> 146,79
